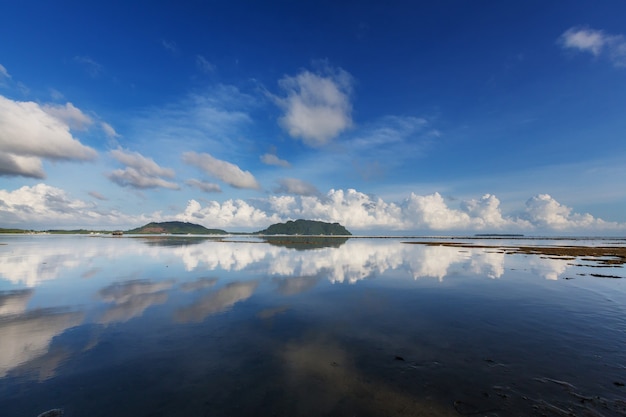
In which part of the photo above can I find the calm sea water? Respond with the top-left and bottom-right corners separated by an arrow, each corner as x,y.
1,235 -> 625,417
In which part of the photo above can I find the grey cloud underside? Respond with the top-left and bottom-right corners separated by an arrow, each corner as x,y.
275,178 -> 320,196
182,151 -> 260,189
108,149 -> 179,190
108,168 -> 180,190
186,179 -> 222,193
0,153 -> 45,179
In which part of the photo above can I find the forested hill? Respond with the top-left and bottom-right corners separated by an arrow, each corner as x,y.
126,221 -> 227,235
256,219 -> 351,235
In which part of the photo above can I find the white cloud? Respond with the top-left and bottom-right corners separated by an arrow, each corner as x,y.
559,27 -> 607,55
524,194 -> 610,230
108,149 -> 180,190
196,55 -> 215,73
0,184 -> 108,227
559,26 -> 626,67
1,181 -> 623,235
101,122 -> 120,138
275,178 -> 320,196
0,183 -> 164,229
175,199 -> 281,228
275,67 -> 353,146
186,178 -> 222,193
0,64 -> 10,80
261,153 -> 291,167
460,194 -> 514,229
42,102 -> 93,130
0,95 -> 97,178
182,151 -> 260,189
266,190 -> 625,234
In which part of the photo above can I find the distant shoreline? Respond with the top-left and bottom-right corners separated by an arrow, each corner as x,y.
1,230 -> 625,241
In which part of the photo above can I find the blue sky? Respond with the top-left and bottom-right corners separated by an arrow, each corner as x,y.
1,0 -> 625,234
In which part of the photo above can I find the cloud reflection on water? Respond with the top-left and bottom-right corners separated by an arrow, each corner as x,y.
0,237 -> 581,292
97,279 -> 175,324
175,281 -> 259,322
273,275 -> 321,296
0,289 -> 83,378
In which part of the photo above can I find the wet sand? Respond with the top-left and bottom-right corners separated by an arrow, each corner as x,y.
406,241 -> 626,266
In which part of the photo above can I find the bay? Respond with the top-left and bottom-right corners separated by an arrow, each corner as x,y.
1,235 -> 625,416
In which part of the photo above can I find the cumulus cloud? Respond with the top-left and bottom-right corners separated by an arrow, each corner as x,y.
559,26 -> 626,67
0,184 -> 95,225
0,183 -> 158,229
1,180 -> 623,235
275,66 -> 353,146
175,199 -> 281,228
186,178 -> 222,193
0,96 -> 97,178
261,153 -> 291,167
261,190 -> 626,234
524,194 -> 609,230
275,178 -> 320,196
108,149 -> 179,190
182,151 -> 260,189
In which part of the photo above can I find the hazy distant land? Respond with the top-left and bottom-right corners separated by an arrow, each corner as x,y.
0,219 -> 352,236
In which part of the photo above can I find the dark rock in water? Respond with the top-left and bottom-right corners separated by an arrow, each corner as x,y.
37,409 -> 63,417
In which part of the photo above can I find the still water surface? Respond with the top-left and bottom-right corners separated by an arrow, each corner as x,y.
0,235 -> 625,416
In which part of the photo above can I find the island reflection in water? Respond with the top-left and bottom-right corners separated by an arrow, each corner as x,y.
0,235 -> 625,416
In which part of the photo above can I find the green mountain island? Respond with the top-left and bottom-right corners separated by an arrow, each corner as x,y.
255,219 -> 351,235
126,221 -> 227,235
1,219 -> 351,236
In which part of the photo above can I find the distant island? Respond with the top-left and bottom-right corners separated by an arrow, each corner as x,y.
474,234 -> 524,237
126,221 -> 227,235
1,219 -> 351,236
255,219 -> 351,235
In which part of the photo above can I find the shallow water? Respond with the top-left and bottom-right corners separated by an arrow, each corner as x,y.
1,235 -> 625,416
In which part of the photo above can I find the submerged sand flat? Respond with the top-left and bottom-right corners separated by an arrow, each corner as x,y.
406,241 -> 626,266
